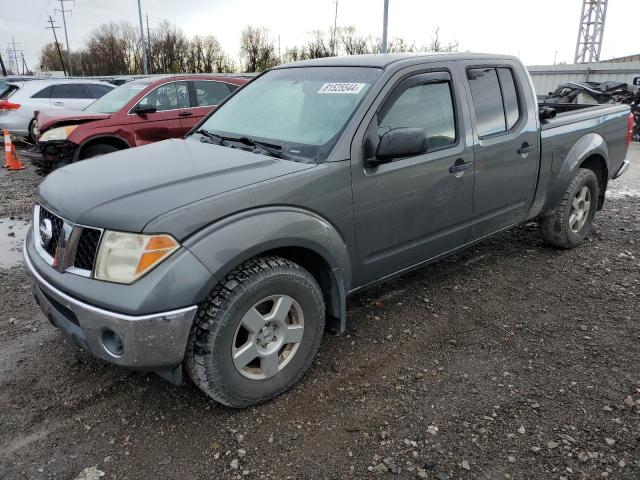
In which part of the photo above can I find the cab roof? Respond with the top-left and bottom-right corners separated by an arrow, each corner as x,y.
276,52 -> 519,69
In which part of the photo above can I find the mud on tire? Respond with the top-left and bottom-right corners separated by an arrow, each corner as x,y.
539,168 -> 599,249
184,256 -> 325,408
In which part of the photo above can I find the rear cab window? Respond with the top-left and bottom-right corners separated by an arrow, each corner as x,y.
466,66 -> 521,138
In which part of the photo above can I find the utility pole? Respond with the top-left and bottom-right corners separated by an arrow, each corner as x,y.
331,0 -> 339,56
46,15 -> 67,76
381,0 -> 389,53
137,0 -> 148,74
0,52 -> 7,76
146,13 -> 152,73
10,38 -> 22,74
55,0 -> 73,75
21,53 -> 29,75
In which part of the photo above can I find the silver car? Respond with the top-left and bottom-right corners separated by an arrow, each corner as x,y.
0,79 -> 114,140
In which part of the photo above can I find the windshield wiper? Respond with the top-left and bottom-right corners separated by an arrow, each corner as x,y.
196,129 -> 288,159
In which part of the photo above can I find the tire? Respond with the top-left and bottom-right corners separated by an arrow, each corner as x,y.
28,119 -> 37,143
539,168 -> 599,249
185,256 -> 325,408
80,143 -> 119,160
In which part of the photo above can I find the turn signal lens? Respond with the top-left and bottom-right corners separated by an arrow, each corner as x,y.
94,231 -> 179,284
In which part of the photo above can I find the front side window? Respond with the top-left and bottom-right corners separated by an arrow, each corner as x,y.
467,66 -> 522,137
138,81 -> 189,111
196,66 -> 381,162
193,81 -> 232,107
51,83 -> 88,99
86,84 -> 113,99
379,80 -> 456,150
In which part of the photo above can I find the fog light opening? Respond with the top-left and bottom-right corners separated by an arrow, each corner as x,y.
102,329 -> 124,357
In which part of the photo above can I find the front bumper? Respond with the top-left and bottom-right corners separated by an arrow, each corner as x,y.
24,243 -> 197,374
35,140 -> 77,171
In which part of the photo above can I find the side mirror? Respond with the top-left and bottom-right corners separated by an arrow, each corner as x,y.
132,104 -> 157,115
370,127 -> 428,165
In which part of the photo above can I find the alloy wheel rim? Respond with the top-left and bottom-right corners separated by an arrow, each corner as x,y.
232,295 -> 304,380
569,186 -> 591,233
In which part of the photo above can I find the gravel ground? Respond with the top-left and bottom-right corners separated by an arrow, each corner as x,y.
1,145 -> 639,480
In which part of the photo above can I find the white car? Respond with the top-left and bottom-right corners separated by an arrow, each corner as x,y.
0,79 -> 114,140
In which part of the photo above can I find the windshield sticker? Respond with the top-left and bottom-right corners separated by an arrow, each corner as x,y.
317,83 -> 366,94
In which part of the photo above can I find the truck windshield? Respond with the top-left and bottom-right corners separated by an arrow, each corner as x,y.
83,82 -> 149,114
194,66 -> 382,162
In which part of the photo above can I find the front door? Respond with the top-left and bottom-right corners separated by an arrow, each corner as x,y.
459,62 -> 540,240
130,81 -> 190,145
351,66 -> 475,285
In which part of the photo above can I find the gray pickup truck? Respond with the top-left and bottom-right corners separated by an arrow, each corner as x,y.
24,53 -> 633,407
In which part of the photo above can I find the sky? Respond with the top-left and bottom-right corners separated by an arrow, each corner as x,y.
0,0 -> 637,72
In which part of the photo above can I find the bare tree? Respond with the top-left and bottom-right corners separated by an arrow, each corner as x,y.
240,26 -> 278,72
306,30 -> 332,59
339,27 -> 370,55
424,27 -> 458,53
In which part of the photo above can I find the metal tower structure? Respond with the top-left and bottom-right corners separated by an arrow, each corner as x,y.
574,0 -> 608,63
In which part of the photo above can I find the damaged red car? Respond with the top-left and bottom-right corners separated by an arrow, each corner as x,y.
35,74 -> 249,171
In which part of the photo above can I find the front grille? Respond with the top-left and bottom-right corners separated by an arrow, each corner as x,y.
74,228 -> 102,271
39,207 -> 65,257
34,204 -> 103,275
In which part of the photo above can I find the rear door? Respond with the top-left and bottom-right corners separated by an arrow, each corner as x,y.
351,63 -> 476,284
187,80 -> 237,128
86,84 -> 113,101
458,61 -> 539,240
129,81 -> 190,145
49,83 -> 91,110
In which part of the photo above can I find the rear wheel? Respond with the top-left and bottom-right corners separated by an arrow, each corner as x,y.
185,256 -> 325,408
28,118 -> 37,143
539,168 -> 599,249
80,143 -> 120,160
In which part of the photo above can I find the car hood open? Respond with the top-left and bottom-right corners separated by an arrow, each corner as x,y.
36,139 -> 315,234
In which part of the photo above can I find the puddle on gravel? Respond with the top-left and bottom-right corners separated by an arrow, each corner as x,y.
0,218 -> 30,268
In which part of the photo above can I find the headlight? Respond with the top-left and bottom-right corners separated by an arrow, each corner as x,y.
94,231 -> 179,284
39,125 -> 78,142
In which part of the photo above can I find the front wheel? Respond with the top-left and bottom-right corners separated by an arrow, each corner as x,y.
184,256 -> 325,408
539,168 -> 599,249
80,143 -> 120,160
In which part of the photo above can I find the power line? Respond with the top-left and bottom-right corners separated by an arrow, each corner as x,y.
55,0 -> 74,75
45,14 -> 67,76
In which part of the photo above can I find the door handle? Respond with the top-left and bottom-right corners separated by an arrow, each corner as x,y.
449,159 -> 472,174
517,142 -> 536,154
53,101 -> 64,106
178,111 -> 193,117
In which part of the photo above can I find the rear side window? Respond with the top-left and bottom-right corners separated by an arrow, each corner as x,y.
86,84 -> 112,99
497,68 -> 520,129
31,86 -> 53,99
379,80 -> 456,150
51,84 -> 88,99
467,67 -> 521,137
193,81 -> 232,107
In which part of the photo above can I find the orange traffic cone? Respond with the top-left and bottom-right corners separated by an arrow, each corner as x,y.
3,129 -> 26,171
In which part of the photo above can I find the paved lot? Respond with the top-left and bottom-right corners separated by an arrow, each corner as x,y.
1,145 -> 639,479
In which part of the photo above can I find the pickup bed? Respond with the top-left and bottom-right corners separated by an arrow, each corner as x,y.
24,53 -> 633,407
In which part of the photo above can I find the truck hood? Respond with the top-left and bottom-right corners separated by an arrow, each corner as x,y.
36,109 -> 111,132
36,139 -> 315,234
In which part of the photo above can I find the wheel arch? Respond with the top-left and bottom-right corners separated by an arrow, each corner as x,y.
74,135 -> 130,161
544,132 -> 609,214
183,207 -> 353,335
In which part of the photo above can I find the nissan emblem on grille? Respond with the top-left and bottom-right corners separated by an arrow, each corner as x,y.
39,218 -> 53,248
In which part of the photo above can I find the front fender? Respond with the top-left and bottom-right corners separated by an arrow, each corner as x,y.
545,132 -> 609,212
183,206 -> 353,293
